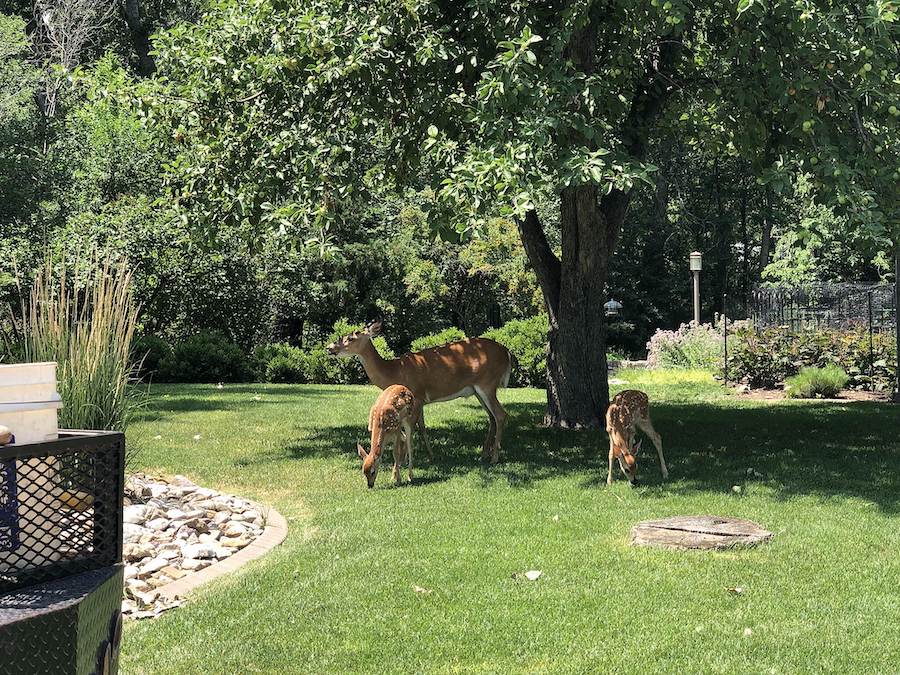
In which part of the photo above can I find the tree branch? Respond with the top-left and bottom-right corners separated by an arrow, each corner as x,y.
516,209 -> 561,316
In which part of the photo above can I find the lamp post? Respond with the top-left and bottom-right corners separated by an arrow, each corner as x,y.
689,251 -> 702,324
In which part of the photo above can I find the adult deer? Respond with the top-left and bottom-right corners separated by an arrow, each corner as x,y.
605,389 -> 667,486
327,321 -> 513,463
357,384 -> 418,488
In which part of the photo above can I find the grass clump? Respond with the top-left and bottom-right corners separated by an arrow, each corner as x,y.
785,364 -> 849,399
24,256 -> 140,431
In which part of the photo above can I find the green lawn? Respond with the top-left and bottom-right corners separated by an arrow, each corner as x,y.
121,370 -> 900,674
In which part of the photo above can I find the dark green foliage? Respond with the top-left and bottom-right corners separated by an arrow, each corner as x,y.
726,326 -> 897,391
158,331 -> 250,383
410,328 -> 466,353
132,334 -> 172,379
785,365 -> 850,399
483,315 -> 548,388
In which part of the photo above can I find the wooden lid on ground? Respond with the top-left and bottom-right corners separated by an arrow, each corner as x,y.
630,515 -> 773,550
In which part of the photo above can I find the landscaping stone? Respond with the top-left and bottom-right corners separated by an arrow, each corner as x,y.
121,472 -> 270,620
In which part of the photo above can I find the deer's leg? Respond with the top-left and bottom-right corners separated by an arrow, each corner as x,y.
607,436 -> 615,486
416,406 -> 432,461
636,416 -> 667,479
391,433 -> 404,485
404,423 -> 414,483
472,390 -> 496,461
476,386 -> 507,464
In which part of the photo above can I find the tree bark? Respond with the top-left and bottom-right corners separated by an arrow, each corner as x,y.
512,13 -> 683,427
121,0 -> 156,76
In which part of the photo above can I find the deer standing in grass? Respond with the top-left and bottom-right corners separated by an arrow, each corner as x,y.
357,385 -> 418,488
605,390 -> 667,486
328,321 -> 513,463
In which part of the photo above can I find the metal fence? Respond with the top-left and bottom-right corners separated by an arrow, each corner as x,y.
750,283 -> 897,333
0,431 -> 124,593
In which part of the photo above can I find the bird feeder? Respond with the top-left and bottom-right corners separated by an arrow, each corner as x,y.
604,299 -> 623,317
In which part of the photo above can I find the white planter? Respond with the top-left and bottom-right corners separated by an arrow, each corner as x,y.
0,399 -> 63,445
0,362 -> 63,568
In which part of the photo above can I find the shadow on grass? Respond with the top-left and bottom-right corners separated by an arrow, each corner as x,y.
259,398 -> 900,511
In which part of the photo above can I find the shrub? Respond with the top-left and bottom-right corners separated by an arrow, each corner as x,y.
785,365 -> 849,399
158,331 -> 250,383
24,257 -> 140,431
725,325 -> 896,391
483,314 -> 548,387
646,321 -> 723,370
265,352 -> 308,384
132,334 -> 172,379
724,325 -> 795,388
410,327 -> 466,352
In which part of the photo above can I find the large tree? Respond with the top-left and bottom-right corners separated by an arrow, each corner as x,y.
152,0 -> 899,426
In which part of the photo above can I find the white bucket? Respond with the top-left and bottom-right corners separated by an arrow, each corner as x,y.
0,363 -> 63,569
0,398 -> 63,445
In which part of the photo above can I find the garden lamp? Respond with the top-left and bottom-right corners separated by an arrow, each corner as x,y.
689,251 -> 702,324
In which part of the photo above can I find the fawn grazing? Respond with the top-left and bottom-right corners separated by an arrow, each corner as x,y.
357,384 -> 419,488
605,389 -> 667,486
329,320 -> 513,464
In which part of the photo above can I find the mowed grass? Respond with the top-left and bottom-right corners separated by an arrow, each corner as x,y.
121,370 -> 900,673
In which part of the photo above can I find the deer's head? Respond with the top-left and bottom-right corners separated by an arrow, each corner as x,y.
357,443 -> 383,488
614,437 -> 642,486
326,320 -> 382,357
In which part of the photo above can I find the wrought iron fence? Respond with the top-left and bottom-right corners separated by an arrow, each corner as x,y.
750,283 -> 897,333
0,431 -> 124,593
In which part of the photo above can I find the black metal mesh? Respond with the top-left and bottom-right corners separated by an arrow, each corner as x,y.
750,283 -> 897,333
0,431 -> 124,593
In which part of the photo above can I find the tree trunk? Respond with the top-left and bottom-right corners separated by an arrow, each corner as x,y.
543,185 -> 612,427
514,8 -> 682,427
121,0 -> 156,76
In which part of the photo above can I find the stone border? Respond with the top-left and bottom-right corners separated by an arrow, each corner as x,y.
156,508 -> 288,601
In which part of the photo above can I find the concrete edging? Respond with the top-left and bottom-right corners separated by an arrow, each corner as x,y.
156,508 -> 288,601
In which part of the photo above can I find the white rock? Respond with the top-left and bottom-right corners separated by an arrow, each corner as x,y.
213,547 -> 233,559
199,531 -> 221,544
123,523 -> 150,543
231,512 -> 249,522
148,485 -> 168,498
123,543 -> 153,562
147,518 -> 171,531
159,548 -> 179,560
182,543 -> 218,559
124,505 -> 152,524
213,511 -> 230,525
180,558 -> 212,571
181,509 -> 206,520
171,475 -> 197,488
124,565 -> 140,579
166,508 -> 187,520
222,522 -> 248,537
142,557 -> 169,574
242,509 -> 261,521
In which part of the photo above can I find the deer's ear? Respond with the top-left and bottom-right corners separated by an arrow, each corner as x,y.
365,320 -> 382,336
357,443 -> 369,460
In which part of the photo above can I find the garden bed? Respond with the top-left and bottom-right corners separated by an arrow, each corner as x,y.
122,473 -> 285,619
733,385 -> 893,403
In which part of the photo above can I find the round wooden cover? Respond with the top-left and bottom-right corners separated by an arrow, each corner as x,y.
630,515 -> 773,550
